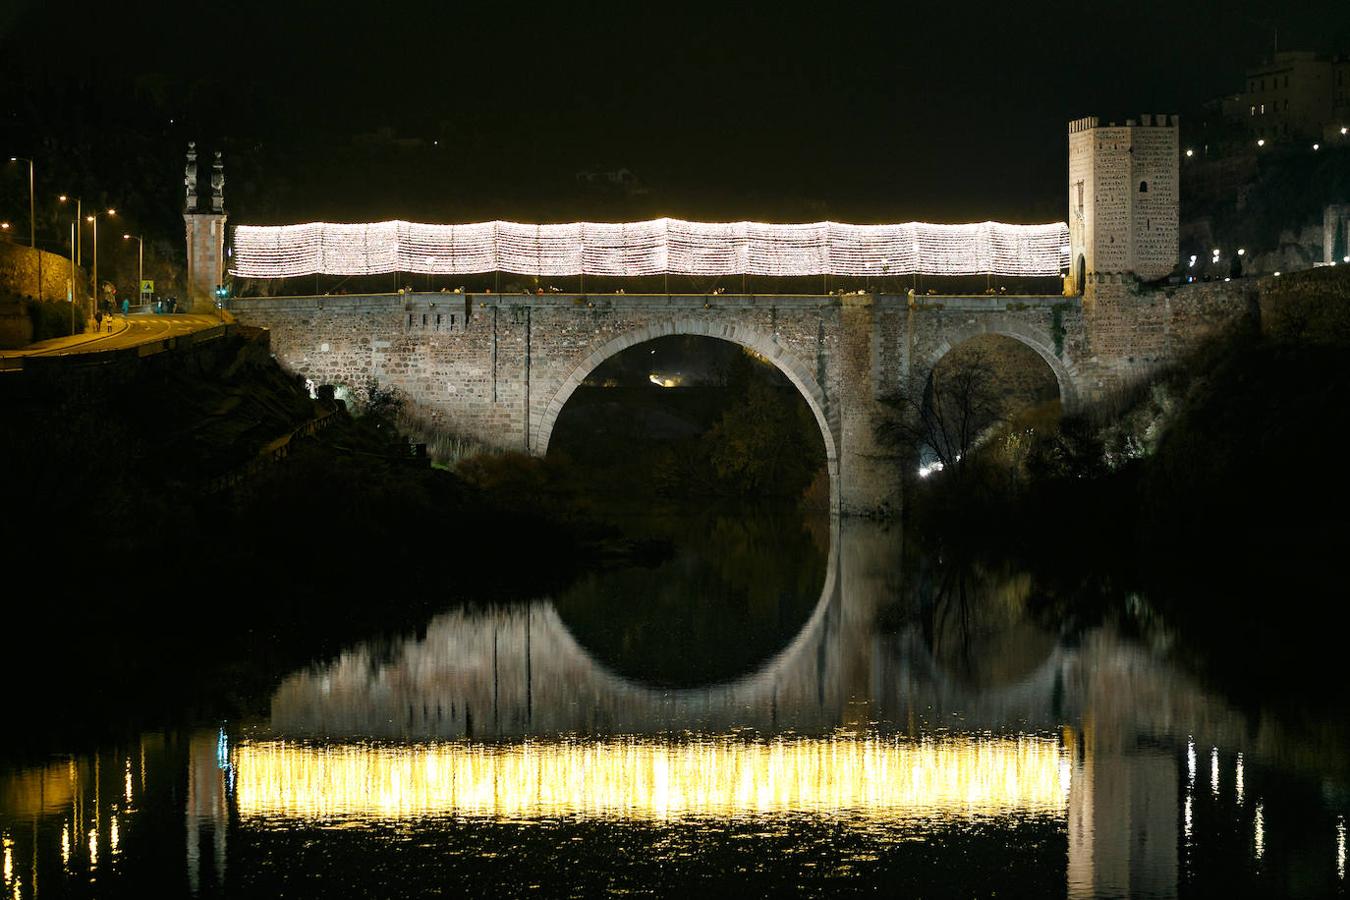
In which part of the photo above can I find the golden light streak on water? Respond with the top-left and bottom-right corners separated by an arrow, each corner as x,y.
61,824 -> 70,868
110,815 -> 119,855
1,834 -> 11,883
1236,753 -> 1244,805
233,735 -> 1068,822
1254,802 -> 1265,861
1337,816 -> 1345,880
124,760 -> 132,804
88,829 -> 97,868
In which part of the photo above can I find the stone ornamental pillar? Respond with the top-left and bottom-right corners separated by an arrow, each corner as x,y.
183,144 -> 227,313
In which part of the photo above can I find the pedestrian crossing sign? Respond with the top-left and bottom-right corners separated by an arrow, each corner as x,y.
140,279 -> 154,294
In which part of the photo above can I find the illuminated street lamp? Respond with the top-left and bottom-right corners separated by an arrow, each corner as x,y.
85,208 -> 116,312
1238,248 -> 1246,256
1185,149 -> 1194,158
58,195 -> 81,266
1257,139 -> 1266,147
123,233 -> 143,305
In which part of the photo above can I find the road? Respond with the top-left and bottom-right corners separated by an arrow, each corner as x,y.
0,314 -> 226,360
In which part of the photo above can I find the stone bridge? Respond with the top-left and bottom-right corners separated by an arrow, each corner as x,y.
232,283 -> 1248,514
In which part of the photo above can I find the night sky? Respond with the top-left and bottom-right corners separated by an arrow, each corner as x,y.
1,0 -> 1346,227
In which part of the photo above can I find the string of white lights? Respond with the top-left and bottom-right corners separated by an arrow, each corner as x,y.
229,219 -> 1070,278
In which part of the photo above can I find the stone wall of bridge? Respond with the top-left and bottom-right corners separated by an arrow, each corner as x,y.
231,284 -> 1253,514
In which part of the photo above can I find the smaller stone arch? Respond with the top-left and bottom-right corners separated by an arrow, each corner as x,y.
531,318 -> 841,512
920,318 -> 1080,412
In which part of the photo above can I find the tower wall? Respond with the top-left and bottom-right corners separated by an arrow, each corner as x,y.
184,212 -> 227,313
1068,115 -> 1179,292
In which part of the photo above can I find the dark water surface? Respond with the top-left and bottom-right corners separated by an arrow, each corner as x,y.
2,514 -> 1347,898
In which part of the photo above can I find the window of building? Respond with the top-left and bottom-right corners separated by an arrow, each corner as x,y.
1139,181 -> 1148,193
1250,105 -> 1256,116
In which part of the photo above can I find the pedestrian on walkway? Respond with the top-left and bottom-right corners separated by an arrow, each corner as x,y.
94,310 -> 103,330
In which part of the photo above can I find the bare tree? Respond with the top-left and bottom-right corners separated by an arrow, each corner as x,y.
878,349 -> 1002,482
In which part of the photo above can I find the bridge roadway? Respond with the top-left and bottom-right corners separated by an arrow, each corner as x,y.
231,285 -> 1247,515
0,313 -> 224,369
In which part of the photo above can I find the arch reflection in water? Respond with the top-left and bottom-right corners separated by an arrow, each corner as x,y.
232,734 -> 1070,822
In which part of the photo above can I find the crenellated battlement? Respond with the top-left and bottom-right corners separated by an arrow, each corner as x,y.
1067,114 -> 1179,295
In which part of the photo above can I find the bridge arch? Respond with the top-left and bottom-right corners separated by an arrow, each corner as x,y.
920,319 -> 1080,411
531,319 -> 840,511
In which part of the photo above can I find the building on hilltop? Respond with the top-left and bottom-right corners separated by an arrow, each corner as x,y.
1066,115 -> 1179,295
1226,51 -> 1350,145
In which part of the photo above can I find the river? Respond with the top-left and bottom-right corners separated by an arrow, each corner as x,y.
1,511 -> 1346,897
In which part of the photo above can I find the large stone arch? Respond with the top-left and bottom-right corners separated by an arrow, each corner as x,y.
530,318 -> 841,512
919,318 -> 1081,411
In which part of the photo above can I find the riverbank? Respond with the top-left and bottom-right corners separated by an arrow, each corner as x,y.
0,329 -> 615,751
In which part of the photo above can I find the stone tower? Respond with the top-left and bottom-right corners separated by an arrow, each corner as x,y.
183,144 -> 227,312
1067,115 -> 1179,294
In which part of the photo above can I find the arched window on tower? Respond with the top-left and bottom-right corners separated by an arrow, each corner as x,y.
1139,181 -> 1149,193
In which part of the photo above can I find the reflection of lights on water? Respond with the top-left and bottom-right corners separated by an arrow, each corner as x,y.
110,815 -> 119,855
1235,753 -> 1244,805
1187,737 -> 1196,786
1210,747 -> 1219,795
61,824 -> 71,867
1337,817 -> 1345,880
1184,794 -> 1193,842
2,834 -> 11,883
648,373 -> 682,388
1254,802 -> 1265,861
125,759 -> 133,804
233,735 -> 1069,822
88,829 -> 98,868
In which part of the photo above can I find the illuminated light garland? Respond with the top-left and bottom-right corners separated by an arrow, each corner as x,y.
232,734 -> 1069,822
229,219 -> 1070,279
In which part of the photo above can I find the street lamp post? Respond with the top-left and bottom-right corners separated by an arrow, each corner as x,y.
86,208 -> 116,317
9,157 -> 34,250
123,233 -> 143,308
11,157 -> 40,300
69,222 -> 76,332
59,196 -> 83,315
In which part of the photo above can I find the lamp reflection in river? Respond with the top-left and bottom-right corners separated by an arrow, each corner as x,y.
233,734 -> 1068,822
1336,816 -> 1344,880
